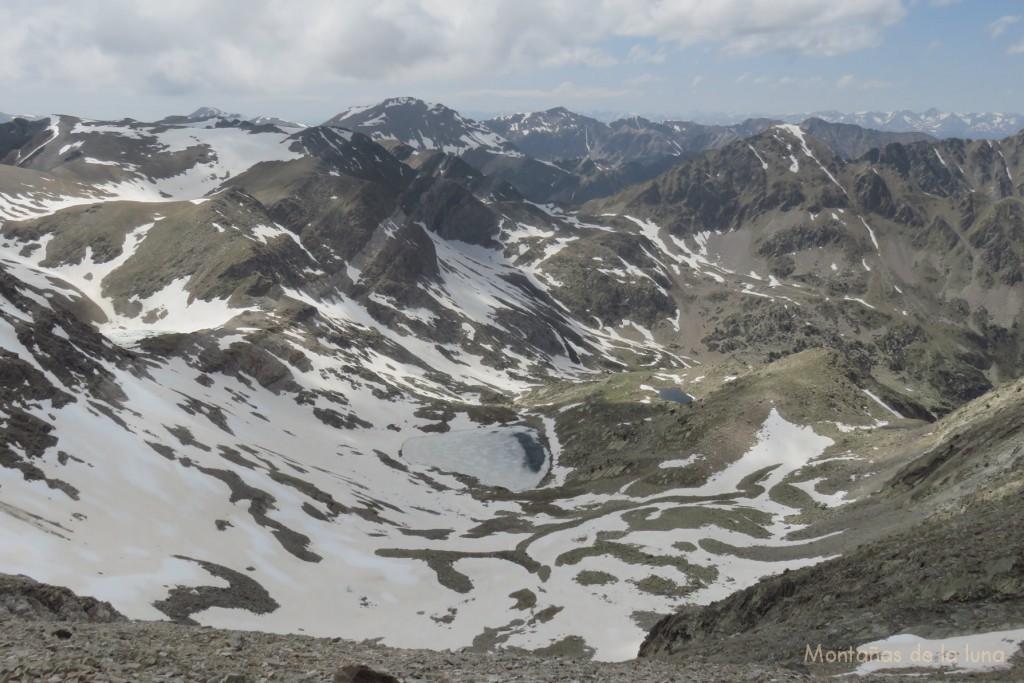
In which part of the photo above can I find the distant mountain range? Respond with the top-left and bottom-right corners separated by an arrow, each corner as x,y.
484,109 -> 780,164
652,108 -> 1024,140
783,109 -> 1024,139
0,112 -> 39,125
169,106 -> 306,130
317,98 -> 946,193
8,104 -> 1022,141
489,108 -> 1024,140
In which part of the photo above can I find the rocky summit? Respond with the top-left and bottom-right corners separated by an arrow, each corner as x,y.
0,99 -> 1022,681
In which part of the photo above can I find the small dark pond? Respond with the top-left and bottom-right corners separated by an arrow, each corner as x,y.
657,387 -> 693,405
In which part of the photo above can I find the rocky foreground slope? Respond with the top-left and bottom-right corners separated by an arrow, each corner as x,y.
1,572 -> 1013,683
640,373 -> 1024,677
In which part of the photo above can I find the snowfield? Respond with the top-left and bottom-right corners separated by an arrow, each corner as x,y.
0,338 -> 848,659
0,112 -> 884,662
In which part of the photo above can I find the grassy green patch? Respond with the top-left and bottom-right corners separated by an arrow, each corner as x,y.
631,574 -> 695,598
621,505 -> 773,539
556,540 -> 717,585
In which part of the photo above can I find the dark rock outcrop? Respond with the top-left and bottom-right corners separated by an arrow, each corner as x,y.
0,574 -> 126,623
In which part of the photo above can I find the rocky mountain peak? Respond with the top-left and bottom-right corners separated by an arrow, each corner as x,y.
188,106 -> 245,121
324,97 -> 520,157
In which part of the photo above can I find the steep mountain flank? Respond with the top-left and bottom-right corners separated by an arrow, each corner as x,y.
485,108 -> 777,165
799,117 -> 935,160
588,125 -> 1024,414
639,374 -> 1024,676
484,107 -> 608,161
0,118 -> 52,165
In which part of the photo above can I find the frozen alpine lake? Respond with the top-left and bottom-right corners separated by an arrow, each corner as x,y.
400,426 -> 550,491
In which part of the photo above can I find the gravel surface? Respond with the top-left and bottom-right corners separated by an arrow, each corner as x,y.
0,619 -> 818,683
0,572 -> 1009,682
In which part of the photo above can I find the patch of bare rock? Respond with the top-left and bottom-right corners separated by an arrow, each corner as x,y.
0,619 -> 813,683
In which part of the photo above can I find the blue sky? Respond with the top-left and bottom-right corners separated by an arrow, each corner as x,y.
0,0 -> 1021,123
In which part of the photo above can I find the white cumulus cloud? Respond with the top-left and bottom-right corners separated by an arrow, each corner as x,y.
989,15 -> 1021,38
0,0 -> 908,98
614,0 -> 906,57
835,74 -> 901,91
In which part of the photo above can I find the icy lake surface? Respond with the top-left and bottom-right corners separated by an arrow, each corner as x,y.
401,426 -> 550,491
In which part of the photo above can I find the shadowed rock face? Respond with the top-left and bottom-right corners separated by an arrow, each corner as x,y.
401,175 -> 499,247
0,118 -> 51,165
800,117 -> 936,161
333,664 -> 401,683
0,573 -> 126,622
640,494 -> 1024,666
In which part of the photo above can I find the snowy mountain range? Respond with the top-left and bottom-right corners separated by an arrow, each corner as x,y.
481,105 -> 1024,139
577,108 -> 1024,140
180,106 -> 307,130
485,108 -> 779,164
324,97 -> 520,157
781,109 -> 1024,139
0,112 -> 41,125
0,99 -> 1022,673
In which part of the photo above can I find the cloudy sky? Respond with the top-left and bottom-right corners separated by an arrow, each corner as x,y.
1,0 -> 1020,123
